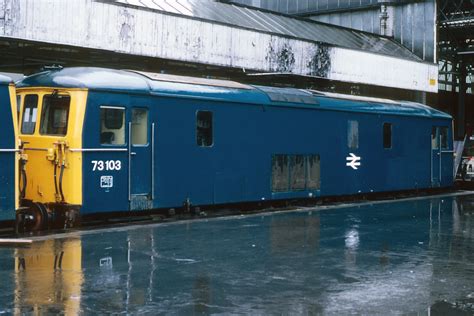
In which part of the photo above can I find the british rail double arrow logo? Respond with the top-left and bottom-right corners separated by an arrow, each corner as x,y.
346,153 -> 361,170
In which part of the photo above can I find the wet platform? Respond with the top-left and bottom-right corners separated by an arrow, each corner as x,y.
1,193 -> 473,314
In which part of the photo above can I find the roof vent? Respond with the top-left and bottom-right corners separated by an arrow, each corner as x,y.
255,86 -> 319,105
41,64 -> 64,72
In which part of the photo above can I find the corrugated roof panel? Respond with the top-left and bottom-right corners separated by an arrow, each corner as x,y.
189,2 -> 229,22
194,2 -> 246,28
152,0 -> 181,14
283,17 -> 318,40
231,7 -> 274,32
242,8 -> 291,34
251,9 -> 302,37
125,0 -> 164,11
171,0 -> 194,15
108,0 -> 421,61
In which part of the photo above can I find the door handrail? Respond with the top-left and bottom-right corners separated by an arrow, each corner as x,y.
128,122 -> 132,202
151,122 -> 155,201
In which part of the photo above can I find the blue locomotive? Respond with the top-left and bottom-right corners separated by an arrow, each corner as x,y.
15,67 -> 453,228
0,75 -> 19,222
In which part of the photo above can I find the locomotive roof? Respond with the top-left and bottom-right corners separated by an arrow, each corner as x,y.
0,74 -> 13,85
17,67 -> 451,120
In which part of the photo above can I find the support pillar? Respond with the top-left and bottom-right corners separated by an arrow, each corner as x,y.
457,60 -> 467,139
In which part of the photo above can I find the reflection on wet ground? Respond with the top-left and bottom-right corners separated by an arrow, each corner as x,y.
1,193 -> 474,314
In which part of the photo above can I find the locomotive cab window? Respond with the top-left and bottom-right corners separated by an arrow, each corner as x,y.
383,123 -> 392,149
40,94 -> 71,136
100,106 -> 125,145
197,111 -> 213,147
21,94 -> 38,135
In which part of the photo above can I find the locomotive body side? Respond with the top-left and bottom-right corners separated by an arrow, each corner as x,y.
15,67 -> 453,228
0,76 -> 19,221
79,86 -> 453,215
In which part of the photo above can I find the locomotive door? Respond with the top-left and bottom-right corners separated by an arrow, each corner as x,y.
128,108 -> 154,210
431,127 -> 441,187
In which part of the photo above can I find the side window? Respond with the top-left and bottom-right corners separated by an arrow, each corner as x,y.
290,155 -> 305,190
440,127 -> 449,149
306,155 -> 321,190
100,107 -> 125,145
431,127 -> 439,149
196,111 -> 213,147
40,95 -> 70,136
272,155 -> 289,192
21,94 -> 38,135
383,123 -> 392,149
347,120 -> 359,149
131,109 -> 148,145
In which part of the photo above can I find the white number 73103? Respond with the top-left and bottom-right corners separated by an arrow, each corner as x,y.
91,160 -> 122,171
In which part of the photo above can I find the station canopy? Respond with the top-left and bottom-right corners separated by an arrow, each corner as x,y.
114,0 -> 421,61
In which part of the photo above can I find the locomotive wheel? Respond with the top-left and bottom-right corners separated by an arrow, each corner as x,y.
16,203 -> 49,233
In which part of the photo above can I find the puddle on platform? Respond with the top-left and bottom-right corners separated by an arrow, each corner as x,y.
0,194 -> 473,314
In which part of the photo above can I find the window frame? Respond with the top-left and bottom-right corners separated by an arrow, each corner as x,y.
347,120 -> 359,150
16,95 -> 22,116
99,105 -> 127,146
439,126 -> 449,150
383,122 -> 392,149
21,94 -> 39,135
39,94 -> 71,136
131,107 -> 149,147
431,126 -> 439,150
196,110 -> 214,147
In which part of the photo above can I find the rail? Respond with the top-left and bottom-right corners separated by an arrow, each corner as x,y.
69,148 -> 128,152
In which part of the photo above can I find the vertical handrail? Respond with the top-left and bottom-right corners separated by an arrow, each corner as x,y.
430,130 -> 433,185
439,133 -> 442,183
128,121 -> 132,202
151,123 -> 155,201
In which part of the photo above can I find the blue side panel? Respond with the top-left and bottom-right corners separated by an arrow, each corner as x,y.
80,90 -> 453,216
81,92 -> 130,214
0,85 -> 16,220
